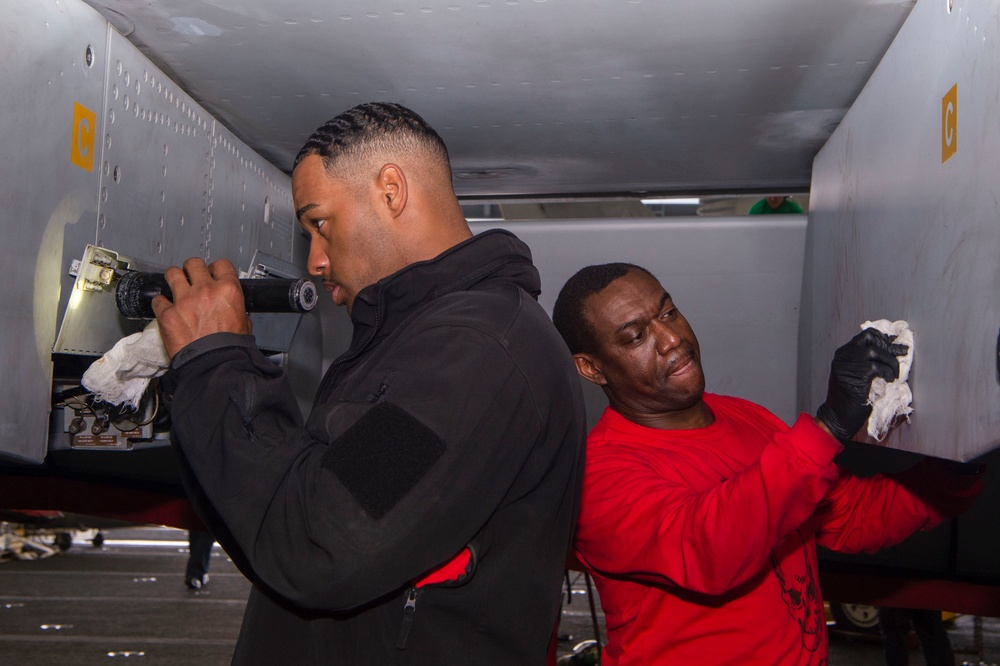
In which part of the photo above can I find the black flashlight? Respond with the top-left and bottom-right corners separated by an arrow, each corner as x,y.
115,271 -> 318,320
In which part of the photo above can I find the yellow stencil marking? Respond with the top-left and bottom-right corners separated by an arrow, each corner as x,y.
941,83 -> 958,164
71,102 -> 96,172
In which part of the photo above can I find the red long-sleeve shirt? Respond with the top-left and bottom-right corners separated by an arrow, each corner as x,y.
573,393 -> 982,665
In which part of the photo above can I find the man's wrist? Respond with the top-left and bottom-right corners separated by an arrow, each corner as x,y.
813,417 -> 834,438
170,332 -> 255,370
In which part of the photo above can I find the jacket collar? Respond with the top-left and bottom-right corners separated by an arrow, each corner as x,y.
344,228 -> 541,355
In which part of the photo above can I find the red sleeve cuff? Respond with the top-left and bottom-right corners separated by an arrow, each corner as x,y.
782,413 -> 843,468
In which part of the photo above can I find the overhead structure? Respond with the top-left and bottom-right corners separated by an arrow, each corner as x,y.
80,0 -> 916,198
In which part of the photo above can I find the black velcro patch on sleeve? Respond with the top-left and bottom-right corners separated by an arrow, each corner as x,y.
322,401 -> 447,520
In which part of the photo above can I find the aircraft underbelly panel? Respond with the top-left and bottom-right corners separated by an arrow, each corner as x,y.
802,0 -> 1000,462
0,1 -> 109,463
95,27 -> 296,280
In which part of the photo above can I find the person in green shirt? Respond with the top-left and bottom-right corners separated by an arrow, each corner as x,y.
748,196 -> 804,214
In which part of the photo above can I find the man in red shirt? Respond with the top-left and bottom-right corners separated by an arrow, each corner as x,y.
551,262 -> 983,665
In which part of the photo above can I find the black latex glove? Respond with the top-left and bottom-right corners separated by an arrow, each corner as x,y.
816,328 -> 908,440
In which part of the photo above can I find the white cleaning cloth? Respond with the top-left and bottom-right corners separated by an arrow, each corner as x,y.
860,319 -> 914,441
81,320 -> 169,409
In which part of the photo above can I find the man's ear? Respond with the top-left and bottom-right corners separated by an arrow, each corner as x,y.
573,353 -> 607,386
377,163 -> 407,218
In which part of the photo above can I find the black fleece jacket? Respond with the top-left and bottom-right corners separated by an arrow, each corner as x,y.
164,229 -> 586,664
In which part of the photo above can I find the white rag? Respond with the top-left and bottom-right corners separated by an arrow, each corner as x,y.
81,320 -> 170,409
860,319 -> 914,441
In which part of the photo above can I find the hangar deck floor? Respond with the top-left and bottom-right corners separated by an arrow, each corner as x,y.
1,525 -> 997,665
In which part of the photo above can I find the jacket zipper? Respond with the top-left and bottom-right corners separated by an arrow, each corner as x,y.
314,304 -> 381,405
395,587 -> 419,650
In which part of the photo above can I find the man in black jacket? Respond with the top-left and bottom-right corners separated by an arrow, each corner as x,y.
154,102 -> 586,664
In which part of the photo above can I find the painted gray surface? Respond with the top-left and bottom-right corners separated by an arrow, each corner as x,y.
79,0 -> 914,196
1,1 -> 111,463
802,0 -> 1000,461
0,1 -> 318,463
472,217 -> 808,429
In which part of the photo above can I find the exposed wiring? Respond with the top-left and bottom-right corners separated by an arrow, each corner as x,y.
111,390 -> 159,431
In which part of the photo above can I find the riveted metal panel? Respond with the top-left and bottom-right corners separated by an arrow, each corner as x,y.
97,28 -> 296,272
0,0 -> 110,462
97,38 -> 211,264
1,0 -> 311,464
209,132 -> 297,266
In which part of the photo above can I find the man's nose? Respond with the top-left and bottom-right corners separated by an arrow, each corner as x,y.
652,320 -> 682,354
306,239 -> 327,276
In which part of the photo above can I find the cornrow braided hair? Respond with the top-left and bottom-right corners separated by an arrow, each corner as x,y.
294,102 -> 451,173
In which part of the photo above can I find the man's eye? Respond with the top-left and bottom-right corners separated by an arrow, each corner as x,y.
314,219 -> 326,231
660,308 -> 677,319
629,331 -> 644,344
